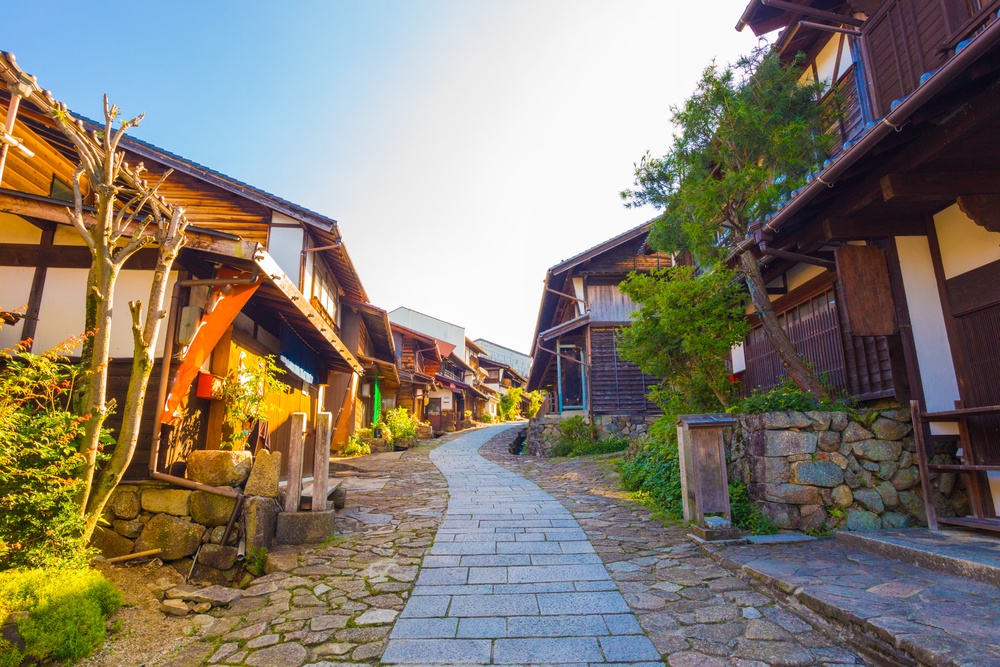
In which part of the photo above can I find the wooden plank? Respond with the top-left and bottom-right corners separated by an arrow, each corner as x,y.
881,170 -> 1000,202
283,412 -> 307,514
946,258 -> 1000,316
311,412 -> 332,512
835,245 -> 898,336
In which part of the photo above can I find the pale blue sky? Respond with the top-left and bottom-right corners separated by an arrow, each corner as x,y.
6,1 -> 760,352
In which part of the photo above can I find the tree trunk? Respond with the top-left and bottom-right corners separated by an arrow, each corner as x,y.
76,250 -> 117,516
83,233 -> 183,536
738,250 -> 828,398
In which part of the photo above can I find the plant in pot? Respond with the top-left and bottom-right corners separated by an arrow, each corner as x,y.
186,353 -> 284,488
221,353 -> 284,451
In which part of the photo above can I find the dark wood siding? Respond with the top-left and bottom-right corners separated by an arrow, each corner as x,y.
589,326 -> 660,416
742,285 -> 895,400
861,0 -> 953,116
586,284 -> 640,322
954,303 -> 1000,461
584,236 -> 670,275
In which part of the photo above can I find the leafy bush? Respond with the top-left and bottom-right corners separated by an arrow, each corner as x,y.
0,567 -> 121,662
341,433 -> 371,457
479,412 -> 494,423
551,416 -> 630,457
0,638 -> 21,667
380,407 -> 419,444
498,387 -> 523,421
618,417 -> 685,520
729,377 -> 854,414
220,354 -> 284,450
729,480 -> 777,535
0,341 -> 95,571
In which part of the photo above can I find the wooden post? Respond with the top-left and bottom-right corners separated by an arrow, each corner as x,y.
312,412 -> 332,512
284,412 -> 307,513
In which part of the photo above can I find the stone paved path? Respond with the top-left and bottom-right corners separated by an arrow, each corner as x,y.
383,425 -> 664,667
480,431 -> 865,667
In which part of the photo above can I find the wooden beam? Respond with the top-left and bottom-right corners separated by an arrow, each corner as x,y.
761,247 -> 835,270
881,171 -> 1000,202
0,243 -> 159,269
0,189 -> 94,225
957,194 -> 1000,233
19,227 -> 55,348
760,0 -> 864,26
822,215 -> 928,240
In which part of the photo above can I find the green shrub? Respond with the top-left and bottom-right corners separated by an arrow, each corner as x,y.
0,342 -> 96,571
0,638 -> 21,667
0,567 -> 121,662
566,435 -> 630,457
729,377 -> 854,414
244,546 -> 267,577
498,388 -> 523,421
618,417 -> 684,521
552,416 -> 630,457
729,480 -> 777,535
524,390 -> 545,418
379,407 -> 420,444
341,433 -> 371,457
479,412 -> 494,423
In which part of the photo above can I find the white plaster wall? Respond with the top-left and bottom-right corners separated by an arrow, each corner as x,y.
0,267 -> 34,348
894,236 -> 961,414
0,212 -> 42,243
53,225 -> 88,246
33,269 -> 177,357
934,203 -> 1000,279
800,34 -> 853,89
731,342 -> 746,374
268,214 -> 304,289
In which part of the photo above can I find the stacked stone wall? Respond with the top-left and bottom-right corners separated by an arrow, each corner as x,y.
725,408 -> 968,531
593,415 -> 656,441
526,416 -> 564,457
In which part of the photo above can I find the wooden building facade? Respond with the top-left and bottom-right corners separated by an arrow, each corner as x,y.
734,0 -> 1000,529
0,52 -> 390,482
527,222 -> 670,420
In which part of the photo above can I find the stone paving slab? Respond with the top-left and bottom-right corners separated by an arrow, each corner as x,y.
383,426 -> 664,667
706,536 -> 1000,666
480,430 -> 867,667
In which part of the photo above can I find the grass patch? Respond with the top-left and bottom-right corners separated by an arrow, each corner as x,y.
0,567 -> 122,663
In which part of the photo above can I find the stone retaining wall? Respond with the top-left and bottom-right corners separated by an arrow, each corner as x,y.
594,415 -> 656,441
526,415 -> 563,457
724,408 -> 968,531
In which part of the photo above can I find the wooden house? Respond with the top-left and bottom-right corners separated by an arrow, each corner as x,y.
526,222 -> 672,430
473,339 -> 532,379
389,322 -> 442,422
0,52 -> 389,483
732,0 -> 1000,530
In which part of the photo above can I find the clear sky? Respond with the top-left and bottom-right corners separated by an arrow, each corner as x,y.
6,1 -> 759,354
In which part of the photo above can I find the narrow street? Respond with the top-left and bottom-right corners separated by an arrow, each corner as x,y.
383,424 -> 662,666
172,424 -> 863,666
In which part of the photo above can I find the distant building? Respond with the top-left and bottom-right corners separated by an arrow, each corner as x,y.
474,339 -> 531,378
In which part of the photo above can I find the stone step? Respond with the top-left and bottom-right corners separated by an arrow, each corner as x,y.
701,537 -> 1000,667
836,527 -> 1000,588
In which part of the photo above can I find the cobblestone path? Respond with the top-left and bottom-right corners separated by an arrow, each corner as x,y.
383,425 -> 664,667
480,432 -> 865,667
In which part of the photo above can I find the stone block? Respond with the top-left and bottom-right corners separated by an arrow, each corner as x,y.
752,430 -> 817,457
853,488 -> 885,513
879,408 -> 912,423
843,468 -> 861,489
761,412 -> 811,429
186,450 -> 253,487
198,544 -> 239,570
750,457 -> 790,485
830,412 -> 849,431
831,485 -> 853,508
805,411 -> 832,430
875,481 -> 899,509
817,431 -> 841,452
878,461 -> 900,481
190,489 -> 238,527
900,436 -> 917,452
135,514 -> 205,560
276,510 -> 336,544
829,452 -> 849,469
244,496 -> 280,551
852,439 -> 902,462
140,488 -> 192,516
881,512 -> 910,529
91,525 -> 135,559
110,485 -> 141,520
871,417 -> 912,441
758,502 -> 799,530
210,525 -> 239,545
798,505 -> 827,532
845,509 -> 881,531
761,483 -> 822,505
244,450 -> 281,498
112,519 -> 144,539
899,450 -> 913,469
841,422 -> 874,443
891,466 -> 921,491
899,491 -> 927,523
790,461 -> 843,488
